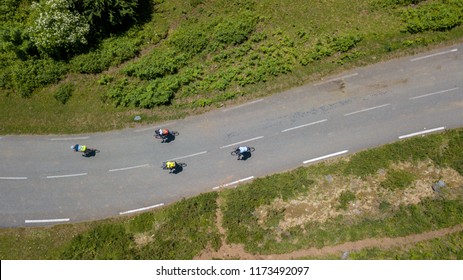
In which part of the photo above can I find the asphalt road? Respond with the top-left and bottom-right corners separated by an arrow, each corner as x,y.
1,45 -> 462,227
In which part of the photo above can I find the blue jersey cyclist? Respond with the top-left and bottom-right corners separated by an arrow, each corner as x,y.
71,144 -> 87,152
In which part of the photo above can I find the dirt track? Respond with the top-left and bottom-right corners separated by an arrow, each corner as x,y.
195,197 -> 463,259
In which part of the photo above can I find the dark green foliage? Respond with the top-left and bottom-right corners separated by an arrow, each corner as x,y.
300,34 -> 362,65
12,59 -> 68,97
73,0 -> 140,37
402,0 -> 463,33
53,82 -> 73,104
61,224 -> 135,259
0,0 -> 22,22
380,170 -> 416,190
122,49 -> 187,80
169,24 -> 210,56
212,12 -> 258,47
70,36 -> 141,74
337,190 -> 356,210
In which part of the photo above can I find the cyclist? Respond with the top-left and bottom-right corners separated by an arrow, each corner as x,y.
71,144 -> 87,153
163,161 -> 177,173
156,128 -> 170,143
235,146 -> 249,160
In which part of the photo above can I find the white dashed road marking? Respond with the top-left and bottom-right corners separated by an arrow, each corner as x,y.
109,164 -> 149,172
220,136 -> 264,149
49,136 -> 89,141
167,151 -> 207,161
25,218 -> 70,224
344,103 -> 390,116
281,119 -> 328,133
119,203 -> 164,215
213,176 -> 255,190
46,173 -> 87,179
409,87 -> 459,100
0,177 -> 28,180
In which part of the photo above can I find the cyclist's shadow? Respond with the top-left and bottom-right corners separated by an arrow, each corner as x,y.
82,149 -> 98,157
163,134 -> 176,143
170,165 -> 184,174
238,152 -> 252,161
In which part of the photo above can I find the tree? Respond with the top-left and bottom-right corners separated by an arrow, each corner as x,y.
73,0 -> 139,37
27,0 -> 90,58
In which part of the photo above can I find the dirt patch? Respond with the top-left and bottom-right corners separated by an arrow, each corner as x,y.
195,160 -> 463,259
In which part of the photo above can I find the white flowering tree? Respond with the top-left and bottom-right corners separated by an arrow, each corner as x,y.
27,0 -> 90,57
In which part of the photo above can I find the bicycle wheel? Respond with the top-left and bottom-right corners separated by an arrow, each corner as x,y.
171,131 -> 179,136
230,150 -> 239,156
177,162 -> 187,167
154,134 -> 162,139
92,149 -> 100,153
248,147 -> 255,152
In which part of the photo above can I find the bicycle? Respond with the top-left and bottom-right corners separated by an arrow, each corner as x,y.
231,146 -> 255,160
154,129 -> 179,143
162,161 -> 187,173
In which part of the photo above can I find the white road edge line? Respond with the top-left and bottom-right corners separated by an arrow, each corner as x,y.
220,136 -> 264,149
314,73 -> 359,86
281,119 -> 328,133
222,99 -> 263,112
409,87 -> 459,100
119,203 -> 164,215
135,122 -> 175,132
410,48 -> 458,62
25,218 -> 70,224
213,176 -> 255,190
167,151 -> 207,161
49,136 -> 89,141
0,176 -> 28,180
46,173 -> 87,179
109,164 -> 149,172
303,150 -> 349,164
344,103 -> 390,116
399,127 -> 446,139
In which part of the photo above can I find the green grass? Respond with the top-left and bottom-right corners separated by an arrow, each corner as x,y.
2,0 -> 463,134
347,230 -> 463,260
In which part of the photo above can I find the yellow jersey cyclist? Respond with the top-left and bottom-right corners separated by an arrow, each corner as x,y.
71,144 -> 87,153
163,161 -> 177,173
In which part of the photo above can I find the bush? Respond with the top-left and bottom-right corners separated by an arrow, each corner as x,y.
402,1 -> 463,33
380,169 -> 416,190
169,24 -> 209,56
337,190 -> 356,210
122,49 -> 187,80
12,58 -> 68,97
53,82 -> 73,104
70,35 -> 141,74
211,12 -> 258,47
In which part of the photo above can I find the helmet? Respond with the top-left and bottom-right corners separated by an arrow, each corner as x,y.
70,145 -> 75,149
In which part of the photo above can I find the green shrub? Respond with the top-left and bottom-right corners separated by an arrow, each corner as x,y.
53,82 -> 73,104
381,169 -> 416,190
169,24 -> 209,56
338,190 -> 356,210
211,12 -> 258,47
402,1 -> 463,33
122,49 -> 187,80
193,98 -> 212,107
12,58 -> 68,97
